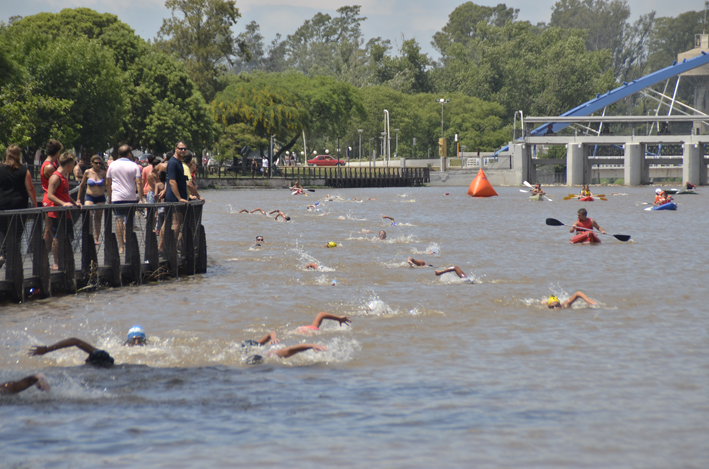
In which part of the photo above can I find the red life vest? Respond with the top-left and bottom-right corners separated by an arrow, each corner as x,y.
575,218 -> 593,233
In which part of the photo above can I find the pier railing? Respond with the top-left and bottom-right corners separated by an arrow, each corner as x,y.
0,200 -> 206,302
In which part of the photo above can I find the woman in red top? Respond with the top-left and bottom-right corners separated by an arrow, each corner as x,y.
46,152 -> 82,270
41,140 -> 63,251
570,208 -> 606,242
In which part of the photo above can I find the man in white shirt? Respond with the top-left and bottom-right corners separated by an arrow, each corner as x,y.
106,145 -> 144,254
262,155 -> 269,177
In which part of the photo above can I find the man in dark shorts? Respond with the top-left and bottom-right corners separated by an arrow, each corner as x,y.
106,144 -> 144,254
160,141 -> 190,253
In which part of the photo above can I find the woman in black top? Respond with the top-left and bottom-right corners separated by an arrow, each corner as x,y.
0,145 -> 37,268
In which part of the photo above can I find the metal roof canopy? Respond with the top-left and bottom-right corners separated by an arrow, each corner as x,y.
494,52 -> 709,155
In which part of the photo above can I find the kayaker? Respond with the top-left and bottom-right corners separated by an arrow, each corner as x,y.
654,188 -> 671,206
530,184 -> 545,196
685,181 -> 696,191
579,185 -> 592,198
570,208 -> 606,239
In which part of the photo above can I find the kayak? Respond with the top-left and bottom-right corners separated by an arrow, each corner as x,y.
579,196 -> 594,202
651,202 -> 677,211
676,190 -> 698,195
570,231 -> 601,244
529,194 -> 544,201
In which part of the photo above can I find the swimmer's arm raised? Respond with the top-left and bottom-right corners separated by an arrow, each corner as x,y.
311,312 -> 351,328
29,338 -> 97,356
382,216 -> 395,222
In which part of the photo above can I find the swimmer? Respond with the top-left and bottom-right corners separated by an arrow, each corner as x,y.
269,209 -> 290,221
124,325 -> 148,346
306,204 -> 318,211
250,208 -> 266,215
1,373 -> 51,395
435,265 -> 469,279
407,257 -> 432,267
253,235 -> 264,247
29,338 -> 115,367
297,312 -> 351,334
547,291 -> 596,309
379,230 -> 386,240
238,209 -> 249,213
323,241 -> 337,248
303,263 -> 319,270
241,331 -> 328,364
382,215 -> 397,226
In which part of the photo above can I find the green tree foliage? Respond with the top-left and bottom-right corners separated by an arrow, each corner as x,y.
156,0 -> 248,102
432,2 -> 519,56
125,51 -> 214,154
370,38 -> 433,94
212,71 -> 365,157
549,0 -> 655,81
645,10 -> 705,73
2,29 -> 125,151
432,22 -> 615,118
214,122 -> 267,163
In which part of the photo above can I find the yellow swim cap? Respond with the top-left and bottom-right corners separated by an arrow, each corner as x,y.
548,295 -> 559,305
327,242 -> 337,248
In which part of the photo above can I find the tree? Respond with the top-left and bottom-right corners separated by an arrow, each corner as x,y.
125,51 -> 214,154
645,10 -> 705,73
156,0 -> 248,102
370,38 -> 433,94
432,2 -> 519,57
549,0 -> 655,80
212,71 -> 364,158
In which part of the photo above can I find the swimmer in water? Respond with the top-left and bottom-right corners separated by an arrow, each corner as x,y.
297,312 -> 351,334
306,204 -> 318,211
379,230 -> 386,240
435,265 -> 470,279
382,215 -> 397,226
250,208 -> 266,215
241,331 -> 328,364
124,325 -> 148,346
323,241 -> 337,248
407,257 -> 432,267
238,209 -> 249,213
29,338 -> 115,367
303,263 -> 318,270
547,291 -> 596,309
1,373 -> 51,395
269,210 -> 290,221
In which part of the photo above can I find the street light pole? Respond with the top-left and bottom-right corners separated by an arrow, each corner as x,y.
369,137 -> 374,168
394,129 -> 399,161
357,129 -> 363,166
437,98 -> 449,139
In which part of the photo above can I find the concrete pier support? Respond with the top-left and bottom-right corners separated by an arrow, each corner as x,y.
511,143 -> 535,184
566,143 -> 585,185
682,142 -> 706,186
624,143 -> 646,186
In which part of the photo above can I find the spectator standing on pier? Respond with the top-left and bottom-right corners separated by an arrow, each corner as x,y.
250,157 -> 258,177
78,155 -> 107,244
161,141 -> 190,254
182,152 -> 204,201
141,155 -> 156,202
262,155 -> 269,177
106,145 -> 144,254
46,152 -> 82,270
41,139 -> 62,252
0,145 -> 38,269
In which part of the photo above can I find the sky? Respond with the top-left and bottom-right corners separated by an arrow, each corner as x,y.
0,0 -> 704,58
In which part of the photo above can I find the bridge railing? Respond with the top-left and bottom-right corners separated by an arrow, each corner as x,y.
0,200 -> 206,302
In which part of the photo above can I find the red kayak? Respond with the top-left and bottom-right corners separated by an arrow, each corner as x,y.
570,231 -> 601,244
578,196 -> 594,201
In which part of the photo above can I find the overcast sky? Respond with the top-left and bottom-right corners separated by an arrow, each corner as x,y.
1,0 -> 704,58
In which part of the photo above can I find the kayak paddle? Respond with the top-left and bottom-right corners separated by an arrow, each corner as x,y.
545,218 -> 631,242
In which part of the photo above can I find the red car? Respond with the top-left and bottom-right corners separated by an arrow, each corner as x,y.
307,155 -> 345,166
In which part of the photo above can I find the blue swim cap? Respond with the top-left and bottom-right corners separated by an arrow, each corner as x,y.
127,325 -> 146,340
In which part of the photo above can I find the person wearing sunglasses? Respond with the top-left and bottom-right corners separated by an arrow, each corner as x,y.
160,141 -> 190,254
78,155 -> 106,244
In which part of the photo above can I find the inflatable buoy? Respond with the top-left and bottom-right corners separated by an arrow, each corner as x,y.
467,168 -> 498,197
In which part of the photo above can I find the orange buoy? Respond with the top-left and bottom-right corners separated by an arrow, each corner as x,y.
467,168 -> 498,197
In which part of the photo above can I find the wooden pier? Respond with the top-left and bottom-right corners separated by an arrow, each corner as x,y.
280,166 -> 430,188
0,201 -> 206,303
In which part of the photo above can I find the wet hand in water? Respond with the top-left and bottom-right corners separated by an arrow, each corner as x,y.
28,346 -> 48,356
35,374 -> 51,392
312,344 -> 329,353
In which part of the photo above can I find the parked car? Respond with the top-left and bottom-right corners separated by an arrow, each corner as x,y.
307,155 -> 345,166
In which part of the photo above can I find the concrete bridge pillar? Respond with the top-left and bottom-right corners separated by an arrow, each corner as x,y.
511,143 -> 535,184
624,143 -> 646,186
566,143 -> 585,186
683,142 -> 706,186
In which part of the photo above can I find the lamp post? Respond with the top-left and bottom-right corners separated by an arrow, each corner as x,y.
413,137 -> 416,159
436,98 -> 449,139
357,129 -> 363,166
369,138 -> 374,168
380,132 -> 387,168
394,128 -> 399,160
269,134 -> 276,178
